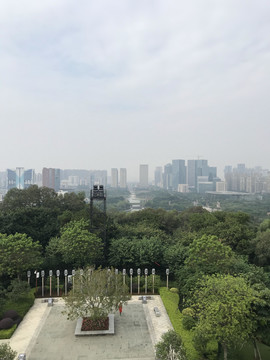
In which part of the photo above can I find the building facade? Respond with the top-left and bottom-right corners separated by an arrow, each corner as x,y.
7,168 -> 35,190
42,168 -> 60,191
139,164 -> 148,187
119,168 -> 127,188
111,168 -> 118,188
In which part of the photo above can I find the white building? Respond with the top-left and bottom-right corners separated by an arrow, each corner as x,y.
111,168 -> 118,188
119,168 -> 127,188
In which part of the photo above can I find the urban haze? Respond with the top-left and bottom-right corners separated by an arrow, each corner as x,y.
1,1 -> 270,180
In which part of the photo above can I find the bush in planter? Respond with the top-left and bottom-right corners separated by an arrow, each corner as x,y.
0,318 -> 14,330
2,310 -> 19,320
0,343 -> 17,360
7,279 -> 30,302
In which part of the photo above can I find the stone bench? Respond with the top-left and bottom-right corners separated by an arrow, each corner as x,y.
154,306 -> 161,317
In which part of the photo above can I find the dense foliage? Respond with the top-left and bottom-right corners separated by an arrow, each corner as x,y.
1,185 -> 270,357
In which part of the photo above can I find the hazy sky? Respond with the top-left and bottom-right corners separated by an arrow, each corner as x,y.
1,0 -> 270,181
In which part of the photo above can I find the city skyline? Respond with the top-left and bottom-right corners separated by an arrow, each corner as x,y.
2,160 -> 269,185
1,1 -> 270,180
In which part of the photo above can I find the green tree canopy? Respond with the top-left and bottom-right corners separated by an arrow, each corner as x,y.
0,343 -> 17,360
63,267 -> 130,320
190,274 -> 257,360
109,235 -> 165,268
185,235 -> 236,274
58,219 -> 103,267
155,330 -> 186,360
0,233 -> 42,278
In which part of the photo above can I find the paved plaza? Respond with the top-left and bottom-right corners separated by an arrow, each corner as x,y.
1,296 -> 173,360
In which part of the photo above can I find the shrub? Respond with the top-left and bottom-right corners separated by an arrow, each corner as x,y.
182,308 -> 195,317
2,310 -> 19,320
159,287 -> 199,360
182,315 -> 196,330
193,329 -> 218,360
155,330 -> 186,360
7,279 -> 30,301
0,288 -> 35,339
0,318 -> 14,330
0,325 -> 17,340
0,343 -> 17,360
170,287 -> 179,293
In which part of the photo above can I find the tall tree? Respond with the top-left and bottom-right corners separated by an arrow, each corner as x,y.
63,267 -> 130,320
191,274 -> 256,360
58,219 -> 103,267
0,233 -> 42,278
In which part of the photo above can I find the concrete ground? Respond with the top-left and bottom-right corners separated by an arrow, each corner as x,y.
0,296 -> 173,360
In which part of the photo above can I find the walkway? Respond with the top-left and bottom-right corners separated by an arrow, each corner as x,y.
0,296 -> 173,360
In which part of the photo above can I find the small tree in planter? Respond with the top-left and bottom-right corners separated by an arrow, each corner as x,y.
0,343 -> 17,360
62,267 -> 130,329
156,330 -> 186,360
155,330 -> 186,360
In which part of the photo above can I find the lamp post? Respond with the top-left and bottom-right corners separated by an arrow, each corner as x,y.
145,269 -> 148,294
64,270 -> 68,295
137,268 -> 141,294
41,270 -> 45,297
72,270 -> 75,294
80,269 -> 84,292
115,269 -> 118,290
166,268 -> 169,290
27,270 -> 31,285
152,268 -> 155,294
123,269 -> 126,285
130,268 -> 133,295
35,271 -> 40,295
49,270 -> 53,296
56,270 -> 60,296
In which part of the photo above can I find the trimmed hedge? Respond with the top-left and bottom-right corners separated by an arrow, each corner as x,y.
0,288 -> 35,339
159,287 -> 199,360
0,324 -> 17,339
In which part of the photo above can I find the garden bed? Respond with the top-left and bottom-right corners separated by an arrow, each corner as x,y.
75,314 -> 114,336
81,316 -> 109,331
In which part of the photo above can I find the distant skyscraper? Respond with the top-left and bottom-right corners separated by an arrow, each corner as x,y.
42,168 -> 60,191
187,160 -> 198,188
7,168 -> 35,190
163,163 -> 173,190
139,164 -> 148,187
237,164 -> 246,173
172,159 -> 186,190
154,167 -> 163,187
119,168 -> 127,188
111,168 -> 118,188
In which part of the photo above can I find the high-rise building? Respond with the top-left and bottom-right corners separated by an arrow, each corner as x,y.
42,168 -> 60,191
163,163 -> 173,190
111,168 -> 118,188
154,167 -> 163,188
7,168 -> 35,190
119,168 -> 127,188
139,164 -> 148,187
172,159 -> 186,190
187,160 -> 198,189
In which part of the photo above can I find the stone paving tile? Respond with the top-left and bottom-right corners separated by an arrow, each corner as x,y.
0,295 -> 173,359
28,303 -> 155,360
